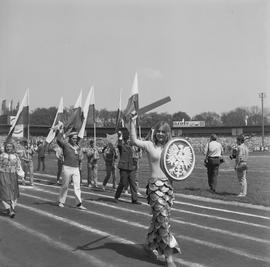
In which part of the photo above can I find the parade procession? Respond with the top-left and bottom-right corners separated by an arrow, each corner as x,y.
1,1 -> 270,267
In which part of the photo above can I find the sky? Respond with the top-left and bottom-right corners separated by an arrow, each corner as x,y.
0,0 -> 269,117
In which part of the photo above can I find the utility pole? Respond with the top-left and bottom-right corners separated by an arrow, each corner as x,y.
258,92 -> 266,149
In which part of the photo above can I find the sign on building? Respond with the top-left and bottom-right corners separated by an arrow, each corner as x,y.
173,121 -> 205,128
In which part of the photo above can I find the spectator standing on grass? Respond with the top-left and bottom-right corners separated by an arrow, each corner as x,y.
114,131 -> 140,204
204,134 -> 223,193
0,140 -> 24,218
21,141 -> 35,186
129,117 -> 181,267
235,135 -> 249,197
56,129 -> 86,210
83,140 -> 100,188
102,142 -> 118,191
36,141 -> 46,171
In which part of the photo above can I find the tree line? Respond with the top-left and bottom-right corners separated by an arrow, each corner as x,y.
26,105 -> 269,127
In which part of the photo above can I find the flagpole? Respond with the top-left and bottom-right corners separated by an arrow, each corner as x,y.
27,89 -> 30,160
93,122 -> 96,147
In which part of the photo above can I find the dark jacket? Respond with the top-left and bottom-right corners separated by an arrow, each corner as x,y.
117,140 -> 137,171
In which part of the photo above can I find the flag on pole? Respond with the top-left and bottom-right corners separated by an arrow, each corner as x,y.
124,73 -> 139,114
78,87 -> 93,139
46,97 -> 64,144
64,91 -> 84,133
87,87 -> 95,125
115,89 -> 124,131
123,73 -> 139,122
7,89 -> 29,140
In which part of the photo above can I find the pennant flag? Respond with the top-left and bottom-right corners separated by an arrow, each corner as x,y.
7,89 -> 29,140
46,97 -> 64,144
78,87 -> 93,139
64,91 -> 84,133
123,73 -> 139,122
87,87 -> 95,125
1,99 -> 7,115
106,133 -> 118,147
115,89 -> 124,131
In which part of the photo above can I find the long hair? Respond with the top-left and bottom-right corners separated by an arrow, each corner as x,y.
152,121 -> 172,145
4,139 -> 16,153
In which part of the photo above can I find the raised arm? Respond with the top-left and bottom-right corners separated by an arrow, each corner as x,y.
129,118 -> 151,151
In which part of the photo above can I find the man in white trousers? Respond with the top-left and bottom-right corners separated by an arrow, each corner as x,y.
56,129 -> 86,210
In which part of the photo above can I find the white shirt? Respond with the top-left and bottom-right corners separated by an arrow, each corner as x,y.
204,141 -> 223,157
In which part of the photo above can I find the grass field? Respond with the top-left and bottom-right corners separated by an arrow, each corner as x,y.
32,151 -> 270,207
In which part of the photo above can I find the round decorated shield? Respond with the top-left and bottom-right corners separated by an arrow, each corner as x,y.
160,138 -> 195,181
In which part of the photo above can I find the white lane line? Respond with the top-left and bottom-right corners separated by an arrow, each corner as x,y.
15,201 -> 205,267
178,234 -> 270,264
29,181 -> 270,229
173,192 -> 270,211
33,173 -> 270,211
22,192 -> 270,246
18,193 -> 270,264
173,201 -> 270,220
0,216 -> 112,267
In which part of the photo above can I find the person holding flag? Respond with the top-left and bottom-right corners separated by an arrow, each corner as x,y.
55,124 -> 86,210
127,115 -> 181,267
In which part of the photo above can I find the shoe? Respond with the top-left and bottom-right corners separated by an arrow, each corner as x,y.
124,190 -> 129,195
237,193 -> 246,197
9,211 -> 15,219
132,200 -> 142,205
56,180 -> 60,185
29,183 -> 34,186
143,244 -> 157,260
58,202 -> 64,208
76,204 -> 87,210
137,192 -> 143,197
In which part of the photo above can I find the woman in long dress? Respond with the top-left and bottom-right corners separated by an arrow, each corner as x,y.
128,118 -> 181,267
0,140 -> 24,218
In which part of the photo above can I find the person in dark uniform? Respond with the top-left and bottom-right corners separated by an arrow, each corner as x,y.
114,130 -> 141,204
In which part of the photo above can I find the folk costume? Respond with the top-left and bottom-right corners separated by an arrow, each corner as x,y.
0,141 -> 24,218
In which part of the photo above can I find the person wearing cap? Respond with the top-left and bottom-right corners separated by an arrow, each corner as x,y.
114,130 -> 141,204
21,141 -> 35,186
204,134 -> 223,193
56,129 -> 86,210
83,139 -> 100,188
235,135 -> 249,197
36,140 -> 46,171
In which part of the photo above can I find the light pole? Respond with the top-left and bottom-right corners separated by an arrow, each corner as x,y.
258,92 -> 266,149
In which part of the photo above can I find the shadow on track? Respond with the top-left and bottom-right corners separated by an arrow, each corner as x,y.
74,241 -> 164,266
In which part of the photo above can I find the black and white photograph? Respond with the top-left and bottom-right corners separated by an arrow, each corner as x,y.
0,0 -> 269,266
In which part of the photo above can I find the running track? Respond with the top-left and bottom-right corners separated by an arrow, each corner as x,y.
0,173 -> 269,267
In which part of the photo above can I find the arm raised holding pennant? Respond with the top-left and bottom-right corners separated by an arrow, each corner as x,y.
123,96 -> 171,123
127,114 -> 181,266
